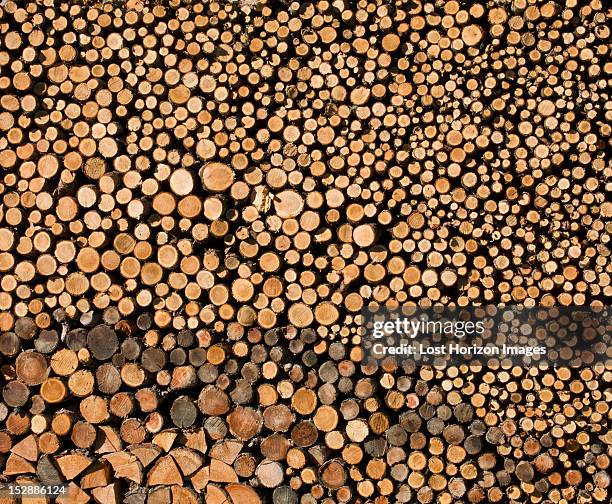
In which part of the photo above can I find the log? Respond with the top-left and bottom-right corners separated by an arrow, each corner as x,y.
147,456 -> 183,486
56,453 -> 92,480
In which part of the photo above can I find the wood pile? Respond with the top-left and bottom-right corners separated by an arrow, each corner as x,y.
0,0 -> 609,503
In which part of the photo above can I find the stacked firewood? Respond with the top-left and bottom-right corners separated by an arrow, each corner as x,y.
1,317 -> 610,503
0,0 -> 609,503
